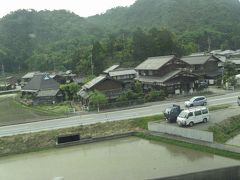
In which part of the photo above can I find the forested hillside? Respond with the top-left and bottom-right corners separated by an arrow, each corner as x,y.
0,0 -> 240,75
0,9 -> 104,72
88,0 -> 240,32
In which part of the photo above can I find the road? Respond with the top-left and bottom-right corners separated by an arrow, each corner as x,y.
0,92 -> 239,137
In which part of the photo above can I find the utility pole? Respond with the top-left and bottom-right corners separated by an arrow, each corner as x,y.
90,44 -> 94,75
207,35 -> 211,52
1,63 -> 6,86
18,64 -> 21,73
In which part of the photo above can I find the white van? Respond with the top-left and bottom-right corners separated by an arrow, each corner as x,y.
176,106 -> 209,127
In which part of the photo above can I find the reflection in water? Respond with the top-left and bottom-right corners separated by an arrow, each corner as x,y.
149,140 -> 213,161
0,137 -> 239,180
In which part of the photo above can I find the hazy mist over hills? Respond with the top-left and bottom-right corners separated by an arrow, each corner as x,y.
0,0 -> 240,73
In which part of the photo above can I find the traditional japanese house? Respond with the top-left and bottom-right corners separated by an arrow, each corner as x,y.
6,76 -> 19,89
21,73 -> 63,104
181,55 -> 224,82
103,65 -> 137,89
50,70 -> 76,84
229,58 -> 240,74
77,74 -> 124,106
135,55 -> 198,94
21,71 -> 40,86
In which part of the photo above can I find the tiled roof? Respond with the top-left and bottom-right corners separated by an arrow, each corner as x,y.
83,75 -> 106,89
37,90 -> 60,97
136,70 -> 198,84
77,89 -> 90,99
103,65 -> 120,73
22,74 -> 59,91
22,71 -> 40,79
181,55 -> 211,65
229,59 -> 240,65
136,69 -> 182,83
109,69 -> 137,77
135,55 -> 175,70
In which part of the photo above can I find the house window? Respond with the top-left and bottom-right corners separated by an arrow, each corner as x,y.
194,65 -> 203,71
148,71 -> 153,76
140,71 -> 146,76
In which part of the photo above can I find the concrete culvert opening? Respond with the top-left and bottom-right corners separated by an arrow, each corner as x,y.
57,133 -> 80,144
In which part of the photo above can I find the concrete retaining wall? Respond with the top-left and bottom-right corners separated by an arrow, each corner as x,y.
148,122 -> 213,142
155,166 -> 240,180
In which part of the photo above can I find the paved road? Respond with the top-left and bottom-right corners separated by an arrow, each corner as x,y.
0,92 -> 239,137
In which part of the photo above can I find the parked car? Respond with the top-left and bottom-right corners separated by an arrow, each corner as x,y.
177,106 -> 210,127
184,96 -> 207,107
238,96 -> 240,106
163,104 -> 183,123
198,80 -> 208,89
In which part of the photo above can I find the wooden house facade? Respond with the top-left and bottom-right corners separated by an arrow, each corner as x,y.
103,65 -> 137,89
77,75 -> 124,106
135,55 -> 198,94
181,55 -> 223,80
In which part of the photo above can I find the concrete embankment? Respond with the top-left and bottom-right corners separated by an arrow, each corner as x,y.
156,166 -> 240,180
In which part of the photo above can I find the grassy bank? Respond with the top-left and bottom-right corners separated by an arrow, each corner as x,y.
31,102 -> 72,115
209,104 -> 232,112
135,132 -> 240,160
1,112 -> 239,160
0,114 -> 164,157
208,114 -> 240,143
0,112 -> 240,159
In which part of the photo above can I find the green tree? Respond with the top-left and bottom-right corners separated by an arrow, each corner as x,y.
145,90 -> 166,102
223,61 -> 237,86
89,90 -> 107,111
92,41 -> 106,75
60,83 -> 80,101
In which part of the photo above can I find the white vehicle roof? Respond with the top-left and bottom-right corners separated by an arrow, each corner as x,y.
182,106 -> 208,113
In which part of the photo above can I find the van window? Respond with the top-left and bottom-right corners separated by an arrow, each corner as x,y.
188,112 -> 193,117
195,110 -> 202,116
202,109 -> 208,114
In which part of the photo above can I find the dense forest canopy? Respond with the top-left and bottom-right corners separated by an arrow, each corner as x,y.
0,0 -> 240,75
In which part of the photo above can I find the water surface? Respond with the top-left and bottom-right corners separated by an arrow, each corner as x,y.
0,137 -> 239,180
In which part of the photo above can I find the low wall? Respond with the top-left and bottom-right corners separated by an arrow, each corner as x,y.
148,122 -> 213,142
156,166 -> 240,180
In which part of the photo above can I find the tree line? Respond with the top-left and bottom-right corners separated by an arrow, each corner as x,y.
0,0 -> 240,75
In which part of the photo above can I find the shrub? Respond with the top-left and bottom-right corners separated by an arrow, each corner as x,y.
145,90 -> 166,102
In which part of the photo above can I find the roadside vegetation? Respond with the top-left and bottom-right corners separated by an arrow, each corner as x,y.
208,114 -> 240,143
0,114 -> 164,157
208,104 -> 232,112
33,102 -> 73,115
1,113 -> 239,160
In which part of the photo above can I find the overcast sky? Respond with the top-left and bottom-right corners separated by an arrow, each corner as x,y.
0,0 -> 136,18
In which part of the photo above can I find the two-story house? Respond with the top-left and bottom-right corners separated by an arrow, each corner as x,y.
103,65 -> 137,89
181,55 -> 224,82
135,55 -> 198,94
77,74 -> 124,106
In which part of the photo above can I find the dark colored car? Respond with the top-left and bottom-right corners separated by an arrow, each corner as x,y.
164,104 -> 183,123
